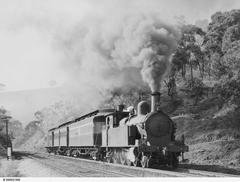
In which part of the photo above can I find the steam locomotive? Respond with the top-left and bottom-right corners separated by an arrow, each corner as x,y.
46,92 -> 188,168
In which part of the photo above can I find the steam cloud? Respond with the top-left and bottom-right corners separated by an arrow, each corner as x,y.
0,83 -> 6,91
1,0 -> 239,123
60,13 -> 180,95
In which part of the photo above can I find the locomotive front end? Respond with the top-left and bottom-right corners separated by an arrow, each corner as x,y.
127,92 -> 188,168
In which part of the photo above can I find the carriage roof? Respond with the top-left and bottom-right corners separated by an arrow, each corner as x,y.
48,109 -> 117,132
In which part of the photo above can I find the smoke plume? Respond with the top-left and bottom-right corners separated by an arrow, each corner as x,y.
60,12 -> 180,95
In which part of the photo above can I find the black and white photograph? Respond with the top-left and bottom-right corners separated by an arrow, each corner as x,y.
0,0 -> 240,180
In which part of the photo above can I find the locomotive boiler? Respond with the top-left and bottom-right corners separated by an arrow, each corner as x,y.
46,92 -> 188,168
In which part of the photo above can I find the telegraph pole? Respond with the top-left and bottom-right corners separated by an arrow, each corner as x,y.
0,114 -> 12,159
6,118 -> 8,146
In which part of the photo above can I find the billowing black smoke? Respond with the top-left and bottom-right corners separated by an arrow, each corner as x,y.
60,13 -> 180,98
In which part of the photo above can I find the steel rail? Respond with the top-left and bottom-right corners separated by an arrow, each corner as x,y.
177,168 -> 239,177
21,151 -> 239,177
39,153 -> 134,177
25,155 -> 84,177
47,153 -> 237,177
29,152 -> 194,177
25,152 -> 134,177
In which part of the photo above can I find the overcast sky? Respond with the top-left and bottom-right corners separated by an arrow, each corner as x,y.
0,0 -> 240,123
0,0 -> 239,92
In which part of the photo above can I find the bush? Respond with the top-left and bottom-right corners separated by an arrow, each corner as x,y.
185,77 -> 205,105
215,74 -> 240,106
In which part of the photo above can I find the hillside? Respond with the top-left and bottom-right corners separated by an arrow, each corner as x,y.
168,92 -> 240,170
0,87 -> 71,125
14,121 -> 46,151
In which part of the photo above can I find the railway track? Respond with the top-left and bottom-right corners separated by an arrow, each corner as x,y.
23,152 -> 134,177
20,151 -> 239,177
25,155 -> 84,177
177,168 -> 239,177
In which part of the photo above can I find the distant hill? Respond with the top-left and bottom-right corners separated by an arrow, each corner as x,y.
0,87 -> 70,125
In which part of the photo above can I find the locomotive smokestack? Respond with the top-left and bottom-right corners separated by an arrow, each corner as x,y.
117,104 -> 124,112
151,92 -> 161,112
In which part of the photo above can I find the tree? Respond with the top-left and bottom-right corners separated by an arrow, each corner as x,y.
195,19 -> 209,32
185,78 -> 205,105
215,73 -> 240,106
202,9 -> 240,106
172,46 -> 189,79
203,9 -> 240,79
172,24 -> 205,85
0,107 -> 7,131
103,86 -> 150,109
222,24 -> 240,78
164,76 -> 177,100
34,111 -> 44,122
0,107 -> 13,148
0,106 -> 7,115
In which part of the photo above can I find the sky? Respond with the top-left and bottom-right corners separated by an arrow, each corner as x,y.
0,0 -> 240,92
0,0 -> 240,123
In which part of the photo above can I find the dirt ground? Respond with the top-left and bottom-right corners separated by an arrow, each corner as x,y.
0,155 -> 65,177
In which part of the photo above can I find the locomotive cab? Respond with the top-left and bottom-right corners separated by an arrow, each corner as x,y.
103,107 -> 138,147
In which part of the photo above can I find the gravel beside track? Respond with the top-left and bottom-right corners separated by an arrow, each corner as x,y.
18,151 -> 239,177
22,152 -> 134,177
